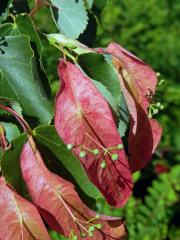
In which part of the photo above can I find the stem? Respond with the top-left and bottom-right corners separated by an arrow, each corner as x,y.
85,133 -> 106,152
9,13 -> 16,22
0,123 -> 9,151
57,192 -> 90,235
57,192 -> 76,221
51,42 -> 77,62
0,104 -> 30,133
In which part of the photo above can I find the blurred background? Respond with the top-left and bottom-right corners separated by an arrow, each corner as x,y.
96,2 -> 180,239
33,0 -> 180,239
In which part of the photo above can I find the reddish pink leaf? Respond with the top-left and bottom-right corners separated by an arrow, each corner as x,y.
107,43 -> 162,172
0,177 -> 50,240
155,163 -> 169,175
20,136 -> 128,239
54,59 -> 132,207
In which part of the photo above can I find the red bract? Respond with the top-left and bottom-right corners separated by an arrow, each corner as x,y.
20,136 -> 127,239
0,177 -> 50,240
106,43 -> 162,172
54,59 -> 132,207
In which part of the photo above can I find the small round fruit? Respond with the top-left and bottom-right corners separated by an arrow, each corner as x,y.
79,151 -> 86,158
111,153 -> 118,161
66,144 -> 73,150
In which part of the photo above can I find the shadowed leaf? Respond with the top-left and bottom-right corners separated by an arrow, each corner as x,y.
107,43 -> 162,172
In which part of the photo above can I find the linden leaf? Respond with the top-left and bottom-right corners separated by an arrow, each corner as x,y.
107,43 -> 162,172
0,0 -> 12,22
78,53 -> 122,116
0,35 -> 53,124
33,125 -> 101,200
54,60 -> 132,207
51,0 -> 88,39
0,177 -> 50,240
20,136 -> 127,239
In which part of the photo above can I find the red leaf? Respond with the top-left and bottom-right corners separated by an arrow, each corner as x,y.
155,163 -> 169,175
107,43 -> 162,172
0,177 -> 50,240
20,136 -> 128,239
54,59 -> 132,207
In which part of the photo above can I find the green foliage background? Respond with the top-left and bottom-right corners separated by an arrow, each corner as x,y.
95,1 -> 180,239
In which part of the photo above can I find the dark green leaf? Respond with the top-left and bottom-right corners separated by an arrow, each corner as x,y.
1,122 -> 20,142
78,53 -> 130,135
0,14 -> 52,97
94,0 -> 107,9
84,0 -> 94,8
12,0 -> 30,14
0,0 -> 12,22
91,78 -> 118,114
51,0 -> 88,39
0,34 -> 53,124
11,100 -> 23,116
33,125 -> 102,200
1,134 -> 27,195
15,14 -> 43,57
78,53 -> 122,115
48,33 -> 92,55
49,230 -> 67,240
118,93 -> 129,137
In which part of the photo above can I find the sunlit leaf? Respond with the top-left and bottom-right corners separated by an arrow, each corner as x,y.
0,34 -> 53,124
55,60 -> 132,207
1,122 -> 20,142
20,136 -> 127,239
0,177 -> 50,240
51,0 -> 88,39
33,125 -> 101,200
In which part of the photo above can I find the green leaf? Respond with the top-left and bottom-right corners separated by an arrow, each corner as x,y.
0,34 -> 53,124
51,0 -> 88,39
94,0 -> 107,9
118,92 -> 129,137
48,33 -> 92,55
15,14 -> 43,57
91,79 -> 118,114
78,53 -> 130,135
84,0 -> 94,8
49,230 -> 67,240
1,134 -> 28,195
133,171 -> 141,183
33,125 -> 102,200
78,53 -> 121,115
1,122 -> 20,142
0,23 -> 21,36
11,100 -> 23,116
0,14 -> 52,96
0,0 -> 13,22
